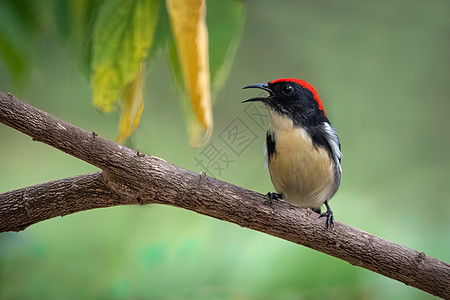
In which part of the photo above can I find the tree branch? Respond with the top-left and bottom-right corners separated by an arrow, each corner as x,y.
0,91 -> 449,298
0,172 -> 127,231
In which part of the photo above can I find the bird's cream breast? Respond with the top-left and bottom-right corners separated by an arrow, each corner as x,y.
267,111 -> 335,209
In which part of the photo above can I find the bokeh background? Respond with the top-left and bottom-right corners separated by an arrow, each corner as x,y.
1,0 -> 449,299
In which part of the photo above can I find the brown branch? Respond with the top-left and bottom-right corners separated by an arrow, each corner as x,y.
0,172 -> 127,231
0,91 -> 449,298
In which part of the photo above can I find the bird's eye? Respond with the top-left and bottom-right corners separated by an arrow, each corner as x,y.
282,85 -> 294,96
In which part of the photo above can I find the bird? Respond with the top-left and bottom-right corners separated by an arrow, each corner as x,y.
242,78 -> 342,229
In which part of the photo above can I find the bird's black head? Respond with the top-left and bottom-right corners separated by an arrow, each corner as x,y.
243,78 -> 329,126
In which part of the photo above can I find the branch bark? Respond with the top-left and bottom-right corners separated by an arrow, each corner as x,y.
0,91 -> 449,298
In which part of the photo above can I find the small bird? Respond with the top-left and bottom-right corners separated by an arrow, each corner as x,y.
243,78 -> 342,228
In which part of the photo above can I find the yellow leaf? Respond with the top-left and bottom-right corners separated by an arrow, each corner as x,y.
166,0 -> 212,146
116,62 -> 146,144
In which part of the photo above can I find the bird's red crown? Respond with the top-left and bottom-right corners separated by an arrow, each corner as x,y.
270,78 -> 326,117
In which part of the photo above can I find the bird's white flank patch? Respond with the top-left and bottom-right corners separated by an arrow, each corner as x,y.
323,122 -> 342,172
263,142 -> 268,169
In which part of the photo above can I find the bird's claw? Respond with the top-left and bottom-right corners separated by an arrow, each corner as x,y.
319,210 -> 334,229
265,192 -> 282,204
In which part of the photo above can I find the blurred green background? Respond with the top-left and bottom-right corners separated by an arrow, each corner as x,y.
1,0 -> 449,299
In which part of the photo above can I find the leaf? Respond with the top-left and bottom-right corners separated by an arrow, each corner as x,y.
207,0 -> 246,99
167,41 -> 186,97
68,0 -> 103,44
116,62 -> 146,144
166,0 -> 212,146
148,2 -> 173,60
91,0 -> 160,112
167,41 -> 203,146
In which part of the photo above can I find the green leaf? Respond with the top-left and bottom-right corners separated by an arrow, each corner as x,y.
167,41 -> 186,98
207,0 -> 246,99
68,0 -> 103,43
148,2 -> 173,60
91,0 -> 160,112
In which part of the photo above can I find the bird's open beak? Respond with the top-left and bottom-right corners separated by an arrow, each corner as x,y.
242,83 -> 273,103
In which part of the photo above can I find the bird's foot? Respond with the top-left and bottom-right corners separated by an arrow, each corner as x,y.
265,192 -> 282,204
319,209 -> 334,229
311,207 -> 321,214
